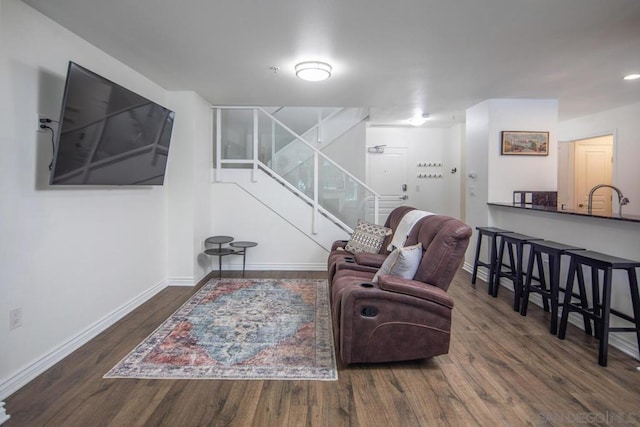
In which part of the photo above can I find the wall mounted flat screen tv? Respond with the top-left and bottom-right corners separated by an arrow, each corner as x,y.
50,61 -> 175,185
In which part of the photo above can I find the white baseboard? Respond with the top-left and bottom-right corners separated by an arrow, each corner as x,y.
244,263 -> 326,271
166,270 -> 213,287
166,277 -> 196,287
0,402 -> 9,425
460,262 -> 639,361
462,261 -> 474,274
206,263 -> 327,272
0,280 -> 168,401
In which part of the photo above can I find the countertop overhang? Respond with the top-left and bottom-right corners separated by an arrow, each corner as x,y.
488,202 -> 640,223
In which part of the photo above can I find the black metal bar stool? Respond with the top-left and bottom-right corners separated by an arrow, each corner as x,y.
494,233 -> 543,311
471,227 -> 514,295
520,241 -> 591,335
558,250 -> 640,367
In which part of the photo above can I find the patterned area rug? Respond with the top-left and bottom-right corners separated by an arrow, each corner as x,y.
104,279 -> 337,380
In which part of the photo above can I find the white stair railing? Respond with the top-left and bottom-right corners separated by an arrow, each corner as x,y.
213,106 -> 379,232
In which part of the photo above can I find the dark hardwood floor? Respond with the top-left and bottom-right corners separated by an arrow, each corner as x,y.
5,269 -> 640,426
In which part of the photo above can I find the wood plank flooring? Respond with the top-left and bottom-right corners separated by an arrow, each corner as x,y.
5,269 -> 640,426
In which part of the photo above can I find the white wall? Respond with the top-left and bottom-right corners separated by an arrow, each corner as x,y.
0,0 -> 178,397
486,99 -> 558,202
558,101 -> 640,216
166,93 -> 197,283
191,98 -> 215,282
464,99 -> 558,265
465,102 -> 491,232
365,126 -> 463,218
165,92 -> 213,285
208,182 -> 329,270
444,124 -> 464,219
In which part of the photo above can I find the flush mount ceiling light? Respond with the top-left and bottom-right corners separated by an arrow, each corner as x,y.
295,61 -> 332,82
623,73 -> 640,80
408,113 -> 430,126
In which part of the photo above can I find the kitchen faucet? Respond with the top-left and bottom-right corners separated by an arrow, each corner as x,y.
587,184 -> 630,216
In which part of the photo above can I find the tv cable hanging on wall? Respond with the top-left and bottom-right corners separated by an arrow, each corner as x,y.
38,116 -> 58,170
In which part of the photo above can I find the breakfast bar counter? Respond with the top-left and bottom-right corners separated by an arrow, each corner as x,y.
485,201 -> 640,361
487,202 -> 640,224
486,202 -> 640,259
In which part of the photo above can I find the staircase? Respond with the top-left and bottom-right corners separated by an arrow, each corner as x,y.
216,168 -> 350,249
213,106 -> 378,249
269,107 -> 369,178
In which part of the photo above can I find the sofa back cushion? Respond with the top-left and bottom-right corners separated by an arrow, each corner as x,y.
412,215 -> 472,291
379,206 -> 416,254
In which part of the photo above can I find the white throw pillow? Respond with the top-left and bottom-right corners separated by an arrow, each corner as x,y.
372,243 -> 422,283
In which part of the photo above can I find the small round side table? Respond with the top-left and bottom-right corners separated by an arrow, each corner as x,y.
229,241 -> 257,277
204,236 -> 235,278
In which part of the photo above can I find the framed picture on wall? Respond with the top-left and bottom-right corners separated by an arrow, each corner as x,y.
501,131 -> 549,156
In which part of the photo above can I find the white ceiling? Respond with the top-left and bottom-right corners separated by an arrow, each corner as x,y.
23,0 -> 640,126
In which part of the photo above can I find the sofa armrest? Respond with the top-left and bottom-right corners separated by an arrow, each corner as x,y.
336,261 -> 379,275
377,274 -> 454,309
331,240 -> 349,252
354,252 -> 387,267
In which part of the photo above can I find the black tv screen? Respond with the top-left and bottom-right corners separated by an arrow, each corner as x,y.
50,62 -> 175,185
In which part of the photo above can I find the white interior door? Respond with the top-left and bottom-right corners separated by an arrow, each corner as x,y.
574,136 -> 613,215
367,147 -> 408,224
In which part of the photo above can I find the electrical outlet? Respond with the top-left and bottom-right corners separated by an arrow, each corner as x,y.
36,114 -> 51,132
9,307 -> 22,330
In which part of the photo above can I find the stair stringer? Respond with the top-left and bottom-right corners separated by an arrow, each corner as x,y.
217,168 -> 350,251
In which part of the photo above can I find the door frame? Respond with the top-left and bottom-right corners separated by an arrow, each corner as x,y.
365,146 -> 409,224
557,130 -> 617,211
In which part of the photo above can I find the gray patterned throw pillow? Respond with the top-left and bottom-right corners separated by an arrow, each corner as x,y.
344,219 -> 392,254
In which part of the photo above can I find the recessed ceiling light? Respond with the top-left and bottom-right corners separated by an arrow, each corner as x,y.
623,74 -> 640,80
295,61 -> 332,82
408,113 -> 430,126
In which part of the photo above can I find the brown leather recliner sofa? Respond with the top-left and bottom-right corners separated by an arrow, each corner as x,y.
330,214 -> 472,364
326,206 -> 417,285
